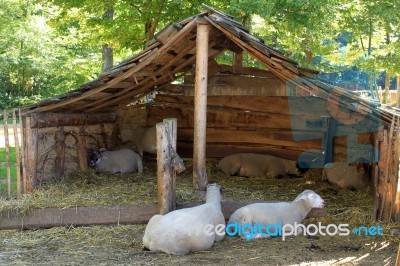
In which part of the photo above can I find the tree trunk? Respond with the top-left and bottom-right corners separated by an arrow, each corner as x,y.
396,75 -> 400,108
383,73 -> 390,104
102,8 -> 114,72
102,44 -> 113,72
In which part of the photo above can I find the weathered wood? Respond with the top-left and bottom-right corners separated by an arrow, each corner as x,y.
165,118 -> 180,210
153,95 -> 328,117
146,105 -> 326,132
193,23 -> 210,195
76,134 -> 88,172
157,122 -> 173,214
24,116 -> 38,192
178,128 -> 322,149
377,129 -> 388,221
322,116 -> 336,164
54,127 -> 66,178
30,112 -> 116,128
0,203 -> 327,230
19,110 -> 27,194
12,109 -> 22,198
3,111 -> 11,198
233,51 -> 243,67
176,142 -> 306,160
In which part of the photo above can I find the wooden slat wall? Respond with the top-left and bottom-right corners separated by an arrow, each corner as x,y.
143,95 -> 327,160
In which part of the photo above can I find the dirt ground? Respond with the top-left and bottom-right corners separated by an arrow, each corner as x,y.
0,159 -> 399,265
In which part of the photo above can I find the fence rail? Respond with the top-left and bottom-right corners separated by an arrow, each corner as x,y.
0,109 -> 25,200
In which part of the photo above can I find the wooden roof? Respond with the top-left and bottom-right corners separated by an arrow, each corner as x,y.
21,5 -> 400,126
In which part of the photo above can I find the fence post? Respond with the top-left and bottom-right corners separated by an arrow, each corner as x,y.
12,109 -> 21,198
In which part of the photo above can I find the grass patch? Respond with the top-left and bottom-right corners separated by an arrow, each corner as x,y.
0,146 -> 18,195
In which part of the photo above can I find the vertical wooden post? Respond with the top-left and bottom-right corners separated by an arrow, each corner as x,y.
156,120 -> 176,214
76,134 -> 88,171
233,51 -> 243,68
377,129 -> 388,221
12,110 -> 21,198
24,116 -> 38,192
193,22 -> 210,196
19,110 -> 27,194
321,116 -> 335,165
164,118 -> 177,210
55,127 -> 66,178
3,111 -> 11,198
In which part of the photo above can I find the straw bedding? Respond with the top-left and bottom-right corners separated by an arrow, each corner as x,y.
0,158 -> 398,265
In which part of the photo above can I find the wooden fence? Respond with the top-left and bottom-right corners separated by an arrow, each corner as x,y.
0,109 -> 25,200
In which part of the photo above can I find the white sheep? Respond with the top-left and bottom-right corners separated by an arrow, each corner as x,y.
89,148 -> 143,174
142,183 -> 225,255
227,190 -> 324,239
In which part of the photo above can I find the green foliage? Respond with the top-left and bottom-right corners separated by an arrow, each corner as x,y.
0,0 -> 399,109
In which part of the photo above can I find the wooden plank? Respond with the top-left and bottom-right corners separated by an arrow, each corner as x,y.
24,116 -> 38,192
3,111 -> 11,198
12,109 -> 22,198
19,110 -> 27,194
54,127 -> 66,178
177,142 -> 306,160
178,128 -> 322,149
0,203 -> 326,230
76,134 -> 88,172
153,95 -> 328,117
146,105 -> 325,132
193,23 -> 210,195
31,112 -> 116,128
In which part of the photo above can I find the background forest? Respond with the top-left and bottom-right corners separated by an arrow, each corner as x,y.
1,0 -> 399,109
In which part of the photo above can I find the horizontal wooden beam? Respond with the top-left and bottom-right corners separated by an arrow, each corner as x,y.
146,105 -> 326,132
154,95 -> 328,116
30,112 -> 116,128
0,202 -> 326,230
178,128 -> 322,149
176,142 -> 312,160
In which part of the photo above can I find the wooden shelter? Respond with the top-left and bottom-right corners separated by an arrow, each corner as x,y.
20,5 -> 400,222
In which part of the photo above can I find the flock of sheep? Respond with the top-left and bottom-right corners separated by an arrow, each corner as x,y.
86,126 -> 372,255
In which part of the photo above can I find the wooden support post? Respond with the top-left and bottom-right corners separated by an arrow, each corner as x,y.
156,119 -> 177,214
54,127 -> 66,178
377,129 -> 388,221
193,22 -> 210,196
164,118 -> 177,210
321,116 -> 335,165
372,131 -> 381,221
12,110 -> 21,198
24,116 -> 38,192
233,51 -> 243,68
76,134 -> 88,172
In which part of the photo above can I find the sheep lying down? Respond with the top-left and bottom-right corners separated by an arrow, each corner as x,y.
143,183 -> 225,255
227,190 -> 324,239
89,148 -> 143,174
218,153 -> 300,178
